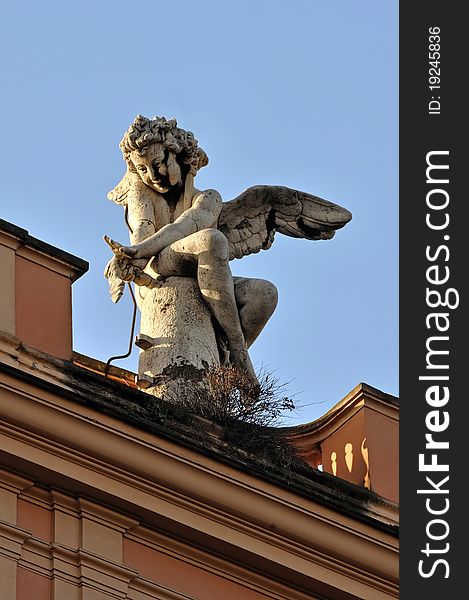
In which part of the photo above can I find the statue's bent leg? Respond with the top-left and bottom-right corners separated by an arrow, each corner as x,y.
233,277 -> 278,348
156,229 -> 258,383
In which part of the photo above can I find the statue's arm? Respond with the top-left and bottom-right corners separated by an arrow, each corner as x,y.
125,186 -> 157,244
128,189 -> 222,259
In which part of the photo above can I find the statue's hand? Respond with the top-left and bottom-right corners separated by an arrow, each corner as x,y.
103,235 -> 135,259
104,241 -> 157,303
105,255 -> 154,286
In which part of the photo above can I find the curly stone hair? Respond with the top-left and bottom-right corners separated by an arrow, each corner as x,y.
120,114 -> 208,176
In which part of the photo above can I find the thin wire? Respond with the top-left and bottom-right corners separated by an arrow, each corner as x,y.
104,283 -> 138,378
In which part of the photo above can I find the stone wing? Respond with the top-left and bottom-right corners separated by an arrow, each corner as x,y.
217,185 -> 352,260
107,169 -> 136,206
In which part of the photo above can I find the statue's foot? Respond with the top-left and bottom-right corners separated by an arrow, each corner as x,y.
231,347 -> 259,390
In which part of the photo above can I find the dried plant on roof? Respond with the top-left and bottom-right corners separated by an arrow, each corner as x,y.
172,365 -> 294,426
170,365 -> 308,475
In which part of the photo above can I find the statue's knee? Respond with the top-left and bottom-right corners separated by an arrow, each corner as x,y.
199,228 -> 229,260
245,280 -> 278,321
259,280 -> 278,311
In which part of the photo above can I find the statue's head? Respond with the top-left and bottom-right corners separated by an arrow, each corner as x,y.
120,115 -> 208,194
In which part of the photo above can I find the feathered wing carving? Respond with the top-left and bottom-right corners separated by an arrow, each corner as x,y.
107,169 -> 137,205
105,170 -> 157,304
217,185 -> 352,260
104,170 -> 135,303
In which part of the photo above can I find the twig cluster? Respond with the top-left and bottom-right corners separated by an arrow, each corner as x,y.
171,366 -> 306,474
174,365 -> 295,427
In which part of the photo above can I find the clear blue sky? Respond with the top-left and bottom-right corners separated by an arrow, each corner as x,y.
0,1 -> 398,424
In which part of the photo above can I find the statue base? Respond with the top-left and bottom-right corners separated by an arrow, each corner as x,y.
135,276 -> 221,399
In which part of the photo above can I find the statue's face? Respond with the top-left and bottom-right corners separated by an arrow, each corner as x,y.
131,143 -> 182,194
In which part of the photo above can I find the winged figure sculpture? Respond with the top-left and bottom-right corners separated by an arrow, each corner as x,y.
104,114 -> 351,385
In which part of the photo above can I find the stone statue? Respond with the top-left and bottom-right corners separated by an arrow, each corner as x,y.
104,114 -> 352,397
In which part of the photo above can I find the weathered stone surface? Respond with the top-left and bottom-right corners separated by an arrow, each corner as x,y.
136,276 -> 219,398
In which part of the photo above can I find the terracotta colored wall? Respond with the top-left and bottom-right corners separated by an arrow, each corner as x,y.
321,407 -> 398,503
17,498 -> 52,543
0,244 -> 16,335
0,479 -> 271,600
8,467 -> 272,600
366,409 -> 399,503
123,538 -> 267,600
0,386 -> 399,600
321,409 -> 368,487
16,568 -> 51,600
15,255 -> 72,359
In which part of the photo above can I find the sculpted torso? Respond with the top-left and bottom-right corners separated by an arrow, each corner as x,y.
126,143 -> 216,236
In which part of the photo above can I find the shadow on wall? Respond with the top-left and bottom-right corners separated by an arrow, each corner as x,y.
330,438 -> 370,489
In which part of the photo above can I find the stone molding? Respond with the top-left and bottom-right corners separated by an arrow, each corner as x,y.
0,366 -> 398,599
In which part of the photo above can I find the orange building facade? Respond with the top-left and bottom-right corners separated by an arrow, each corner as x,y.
0,219 -> 398,599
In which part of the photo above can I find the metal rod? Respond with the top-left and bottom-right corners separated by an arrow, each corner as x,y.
104,283 -> 137,378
